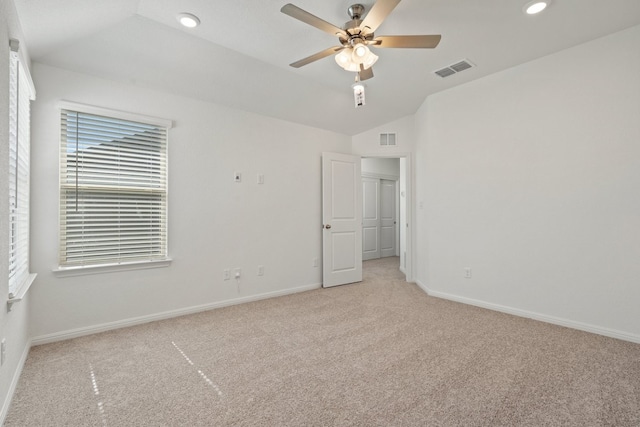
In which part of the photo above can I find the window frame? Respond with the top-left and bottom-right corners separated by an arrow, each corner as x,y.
55,101 -> 172,276
8,39 -> 36,306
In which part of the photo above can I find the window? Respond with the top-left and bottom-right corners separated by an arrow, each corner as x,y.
59,103 -> 171,270
8,39 -> 35,301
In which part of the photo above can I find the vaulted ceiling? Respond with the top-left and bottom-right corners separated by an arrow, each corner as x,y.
14,0 -> 640,135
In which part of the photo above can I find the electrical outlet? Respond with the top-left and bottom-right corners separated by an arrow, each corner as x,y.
1,339 -> 6,366
313,258 -> 319,267
257,265 -> 264,276
464,268 -> 472,279
257,174 -> 264,184
223,269 -> 230,280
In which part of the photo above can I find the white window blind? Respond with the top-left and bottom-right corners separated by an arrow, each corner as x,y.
59,106 -> 170,268
8,42 -> 34,298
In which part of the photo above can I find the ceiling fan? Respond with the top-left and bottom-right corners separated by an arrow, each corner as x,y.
281,0 -> 441,81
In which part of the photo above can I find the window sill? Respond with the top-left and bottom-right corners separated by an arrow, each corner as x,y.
7,273 -> 37,311
53,259 -> 172,278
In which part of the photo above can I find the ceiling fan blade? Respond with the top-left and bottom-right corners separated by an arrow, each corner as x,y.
358,65 -> 374,81
360,0 -> 401,33
289,46 -> 344,68
281,4 -> 346,38
373,35 -> 441,48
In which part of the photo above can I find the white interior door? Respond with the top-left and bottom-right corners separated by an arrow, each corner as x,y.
380,179 -> 397,258
322,152 -> 362,287
362,177 -> 380,261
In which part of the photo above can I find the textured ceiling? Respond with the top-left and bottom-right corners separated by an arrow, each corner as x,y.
14,0 -> 640,135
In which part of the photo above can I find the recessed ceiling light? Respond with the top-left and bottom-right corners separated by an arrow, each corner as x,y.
176,13 -> 200,28
523,1 -> 550,15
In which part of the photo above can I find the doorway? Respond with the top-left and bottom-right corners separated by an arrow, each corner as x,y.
320,152 -> 412,288
361,156 -> 410,280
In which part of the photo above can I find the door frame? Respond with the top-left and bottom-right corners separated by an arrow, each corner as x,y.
359,153 -> 413,282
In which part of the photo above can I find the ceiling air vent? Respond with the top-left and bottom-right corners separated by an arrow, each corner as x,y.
380,133 -> 397,146
434,67 -> 456,78
434,59 -> 474,78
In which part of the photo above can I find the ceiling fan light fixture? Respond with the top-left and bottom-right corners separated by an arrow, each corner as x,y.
335,48 -> 360,72
335,49 -> 351,66
353,44 -> 368,58
351,43 -> 372,65
362,51 -> 379,70
523,1 -> 550,15
177,13 -> 200,28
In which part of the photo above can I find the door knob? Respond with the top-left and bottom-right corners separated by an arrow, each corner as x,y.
324,224 -> 332,229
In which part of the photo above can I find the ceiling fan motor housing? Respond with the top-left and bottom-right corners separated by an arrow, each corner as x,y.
342,5 -> 373,47
348,4 -> 365,20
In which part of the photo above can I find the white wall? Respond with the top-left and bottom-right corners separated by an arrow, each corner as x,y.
351,115 -> 415,156
0,0 -> 33,420
415,25 -> 640,341
29,64 -> 351,340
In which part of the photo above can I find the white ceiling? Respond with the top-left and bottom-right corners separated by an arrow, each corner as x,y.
14,0 -> 640,135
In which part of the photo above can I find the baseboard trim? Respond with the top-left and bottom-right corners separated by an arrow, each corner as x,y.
0,338 -> 31,425
414,280 -> 640,344
414,278 -> 430,295
32,283 -> 322,346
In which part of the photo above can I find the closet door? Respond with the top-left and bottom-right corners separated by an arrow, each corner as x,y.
380,179 -> 397,258
362,177 -> 380,261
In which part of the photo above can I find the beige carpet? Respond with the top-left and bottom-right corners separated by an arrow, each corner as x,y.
6,257 -> 640,426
